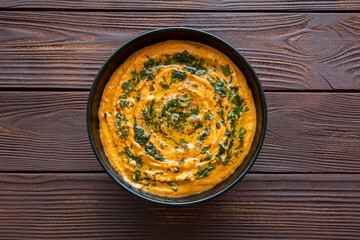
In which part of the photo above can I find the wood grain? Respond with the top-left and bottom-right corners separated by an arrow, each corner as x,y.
0,12 -> 359,90
0,173 -> 359,239
0,91 -> 359,173
0,0 -> 359,11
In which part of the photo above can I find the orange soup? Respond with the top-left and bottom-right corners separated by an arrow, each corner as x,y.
99,40 -> 256,196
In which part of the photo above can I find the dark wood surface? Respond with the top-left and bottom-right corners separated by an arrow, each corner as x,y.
1,173 -> 359,239
0,1 -> 359,239
1,12 -> 359,90
0,0 -> 359,11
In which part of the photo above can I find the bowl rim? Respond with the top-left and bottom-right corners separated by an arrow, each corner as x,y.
87,27 -> 267,205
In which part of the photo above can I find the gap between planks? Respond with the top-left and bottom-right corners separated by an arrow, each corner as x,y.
0,8 -> 359,13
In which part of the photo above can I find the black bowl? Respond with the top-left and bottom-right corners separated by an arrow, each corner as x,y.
87,27 -> 267,205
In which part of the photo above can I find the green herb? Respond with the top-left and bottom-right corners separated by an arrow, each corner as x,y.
122,80 -> 133,91
132,170 -> 142,182
131,69 -> 139,85
214,80 -> 229,98
238,127 -> 247,144
216,146 -> 226,162
178,158 -> 185,164
120,127 -> 129,140
166,50 -> 195,65
124,147 -> 143,168
155,171 -> 163,175
232,94 -> 244,109
149,84 -> 155,91
140,69 -> 155,80
144,55 -> 155,68
114,118 -> 120,126
183,66 -> 197,74
194,119 -> 203,130
204,113 -> 213,121
159,82 -> 170,89
201,152 -> 213,162
218,109 -> 224,118
221,64 -> 231,76
198,127 -> 210,141
173,168 -> 180,174
134,124 -> 150,146
145,142 -> 165,161
120,99 -> 127,107
224,129 -> 231,136
197,167 -> 214,179
172,70 -> 187,81
167,181 -> 178,192
216,122 -> 221,129
195,69 -> 207,76
185,177 -> 190,181
200,145 -> 211,154
222,153 -> 231,165
230,86 -> 239,93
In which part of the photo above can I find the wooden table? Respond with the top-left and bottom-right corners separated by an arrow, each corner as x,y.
1,1 -> 360,239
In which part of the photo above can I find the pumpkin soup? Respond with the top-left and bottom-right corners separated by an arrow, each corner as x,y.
99,40 -> 256,197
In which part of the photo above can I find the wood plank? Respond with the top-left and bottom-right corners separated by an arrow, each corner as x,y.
0,0 -> 359,11
0,173 -> 359,239
0,91 -> 359,173
0,12 -> 359,90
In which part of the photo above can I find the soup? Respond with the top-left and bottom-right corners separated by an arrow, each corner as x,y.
99,40 -> 256,197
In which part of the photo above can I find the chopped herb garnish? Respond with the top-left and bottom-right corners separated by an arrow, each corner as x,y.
183,66 -> 197,74
132,170 -> 142,182
134,123 -> 150,146
200,145 -> 211,154
140,69 -> 155,80
149,84 -> 155,91
122,80 -> 133,91
172,70 -> 187,81
238,127 -> 247,144
145,142 -> 165,161
201,152 -> 213,162
124,147 -> 143,168
222,153 -> 231,165
195,69 -> 207,76
120,99 -> 127,107
159,82 -> 170,89
218,109 -> 224,118
144,55 -> 155,68
225,129 -> 231,136
204,113 -> 213,121
198,127 -> 210,141
167,181 -> 178,192
197,167 -> 214,179
221,64 -> 231,76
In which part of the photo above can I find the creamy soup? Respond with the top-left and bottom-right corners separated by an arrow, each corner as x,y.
99,40 -> 256,197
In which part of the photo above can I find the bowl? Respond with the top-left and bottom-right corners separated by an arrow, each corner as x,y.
87,27 -> 267,205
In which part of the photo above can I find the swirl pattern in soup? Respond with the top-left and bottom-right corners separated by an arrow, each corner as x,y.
99,40 -> 256,197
